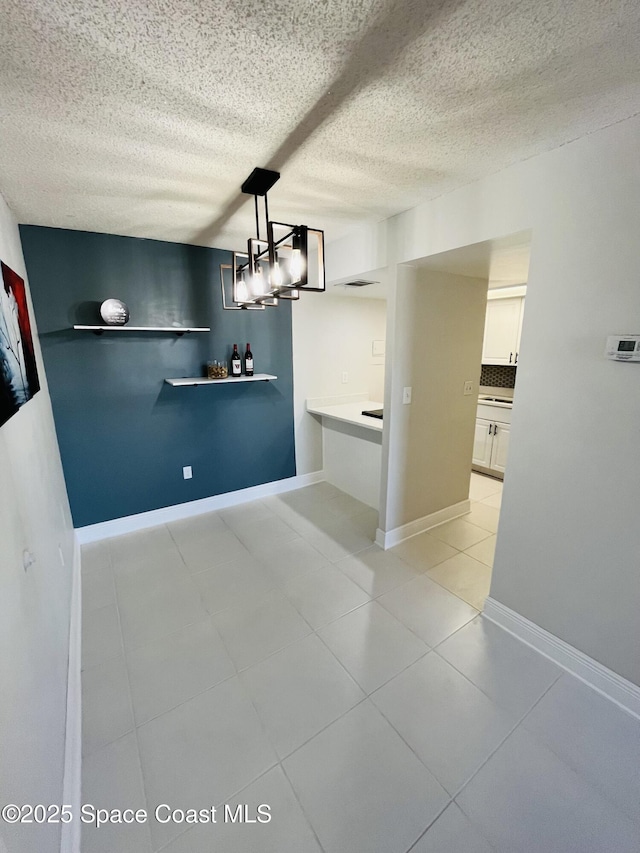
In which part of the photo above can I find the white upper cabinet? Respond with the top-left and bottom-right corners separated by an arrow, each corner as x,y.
482,295 -> 524,365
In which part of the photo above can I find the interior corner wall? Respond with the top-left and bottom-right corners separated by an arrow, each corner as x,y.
327,112 -> 640,688
20,227 -> 296,528
0,196 -> 75,853
383,267 -> 486,530
292,293 -> 386,475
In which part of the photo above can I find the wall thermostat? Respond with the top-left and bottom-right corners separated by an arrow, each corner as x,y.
605,335 -> 640,361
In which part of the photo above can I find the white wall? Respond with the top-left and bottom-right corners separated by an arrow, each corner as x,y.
292,293 -> 386,474
327,114 -> 640,687
0,195 -> 75,852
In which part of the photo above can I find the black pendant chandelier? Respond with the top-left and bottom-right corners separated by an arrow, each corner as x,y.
220,168 -> 325,310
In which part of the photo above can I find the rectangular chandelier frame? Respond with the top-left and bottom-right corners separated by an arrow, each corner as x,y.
220,167 -> 326,310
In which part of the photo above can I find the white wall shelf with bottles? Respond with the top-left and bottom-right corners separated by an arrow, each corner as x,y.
165,374 -> 277,387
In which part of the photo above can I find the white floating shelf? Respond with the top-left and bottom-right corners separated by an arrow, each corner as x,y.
165,374 -> 277,387
73,325 -> 210,335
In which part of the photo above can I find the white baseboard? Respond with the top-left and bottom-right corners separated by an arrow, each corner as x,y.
76,471 -> 325,543
375,499 -> 471,550
483,597 -> 640,721
60,535 -> 82,853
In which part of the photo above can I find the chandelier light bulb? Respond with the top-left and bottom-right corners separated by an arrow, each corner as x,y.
236,277 -> 249,303
251,269 -> 265,297
290,248 -> 304,284
271,263 -> 283,289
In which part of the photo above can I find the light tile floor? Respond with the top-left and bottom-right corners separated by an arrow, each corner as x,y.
81,473 -> 640,852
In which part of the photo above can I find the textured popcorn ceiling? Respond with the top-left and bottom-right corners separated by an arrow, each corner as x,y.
1,0 -> 640,251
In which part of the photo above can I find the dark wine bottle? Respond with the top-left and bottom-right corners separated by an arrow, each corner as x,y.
244,342 -> 254,376
231,343 -> 242,377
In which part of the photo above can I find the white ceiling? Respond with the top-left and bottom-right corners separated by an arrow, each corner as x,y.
2,1 -> 640,252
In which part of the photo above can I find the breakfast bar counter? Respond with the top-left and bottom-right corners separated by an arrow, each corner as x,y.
306,396 -> 383,510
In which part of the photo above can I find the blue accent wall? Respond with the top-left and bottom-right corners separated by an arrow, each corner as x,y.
20,226 -> 296,527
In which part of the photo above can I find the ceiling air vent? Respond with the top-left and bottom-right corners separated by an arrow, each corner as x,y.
337,280 -> 378,288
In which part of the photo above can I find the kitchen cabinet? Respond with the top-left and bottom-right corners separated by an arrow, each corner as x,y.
489,421 -> 510,473
473,418 -> 511,477
473,419 -> 494,468
482,296 -> 524,365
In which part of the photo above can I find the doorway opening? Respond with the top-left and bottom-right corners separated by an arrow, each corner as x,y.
397,230 -> 531,610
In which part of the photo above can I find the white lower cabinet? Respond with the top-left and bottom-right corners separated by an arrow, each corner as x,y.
473,419 -> 494,468
473,417 -> 511,476
490,421 -> 510,473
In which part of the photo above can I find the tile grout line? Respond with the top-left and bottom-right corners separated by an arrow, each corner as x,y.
361,652 -> 559,821
229,673 -> 329,852
279,762 -> 329,853
150,757 -> 280,853
499,671 -> 640,828
450,672 -> 565,807
416,562 -> 487,612
405,800 -> 501,853
371,672 -> 561,853
429,631 -> 563,720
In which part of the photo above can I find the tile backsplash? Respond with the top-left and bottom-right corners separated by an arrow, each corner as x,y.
480,364 -> 517,388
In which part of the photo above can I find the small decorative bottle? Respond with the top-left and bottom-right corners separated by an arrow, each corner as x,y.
231,344 -> 242,377
244,342 -> 254,376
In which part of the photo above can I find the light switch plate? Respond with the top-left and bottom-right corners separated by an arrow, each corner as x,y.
402,386 -> 412,404
372,339 -> 385,357
183,466 -> 193,480
463,380 -> 473,395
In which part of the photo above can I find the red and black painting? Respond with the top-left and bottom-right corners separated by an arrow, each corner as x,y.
0,261 -> 40,428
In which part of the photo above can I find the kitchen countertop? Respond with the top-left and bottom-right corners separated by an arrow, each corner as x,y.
306,399 -> 384,432
478,395 -> 513,409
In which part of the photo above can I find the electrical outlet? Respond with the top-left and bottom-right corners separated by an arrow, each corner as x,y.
402,386 -> 412,404
183,466 -> 193,480
463,380 -> 473,395
341,371 -> 348,384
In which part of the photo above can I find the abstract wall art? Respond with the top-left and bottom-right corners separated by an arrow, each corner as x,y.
0,261 -> 40,429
